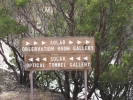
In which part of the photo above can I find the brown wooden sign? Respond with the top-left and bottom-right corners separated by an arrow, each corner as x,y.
21,37 -> 95,54
24,54 -> 91,71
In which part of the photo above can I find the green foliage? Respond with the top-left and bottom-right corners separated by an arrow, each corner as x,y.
0,16 -> 28,38
99,49 -> 133,97
0,7 -> 12,17
9,53 -> 17,68
0,7 -> 28,38
36,71 -> 57,88
13,0 -> 31,7
123,53 -> 133,69
60,1 -> 69,12
100,65 -> 129,84
74,0 -> 133,99
75,0 -> 133,37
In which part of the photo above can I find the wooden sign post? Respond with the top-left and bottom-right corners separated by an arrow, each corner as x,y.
30,71 -> 33,100
84,70 -> 88,100
21,37 -> 95,100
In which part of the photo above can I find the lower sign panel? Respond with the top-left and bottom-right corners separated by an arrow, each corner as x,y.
24,54 -> 91,71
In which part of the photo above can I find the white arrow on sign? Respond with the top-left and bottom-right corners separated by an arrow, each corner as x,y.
69,40 -> 73,44
83,57 -> 88,61
26,41 -> 30,46
29,58 -> 33,62
77,40 -> 81,44
86,40 -> 90,44
69,57 -> 74,61
36,58 -> 40,62
42,41 -> 46,45
34,41 -> 38,45
76,57 -> 81,61
42,57 -> 47,61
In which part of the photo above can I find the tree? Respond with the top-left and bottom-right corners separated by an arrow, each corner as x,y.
1,0 -> 133,100
77,0 -> 133,99
0,1 -> 29,84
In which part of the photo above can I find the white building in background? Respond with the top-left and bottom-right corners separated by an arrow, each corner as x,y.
0,41 -> 12,70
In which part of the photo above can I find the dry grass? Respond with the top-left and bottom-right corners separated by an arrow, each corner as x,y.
1,90 -> 29,100
0,90 -> 59,100
0,69 -> 64,100
0,81 -> 65,100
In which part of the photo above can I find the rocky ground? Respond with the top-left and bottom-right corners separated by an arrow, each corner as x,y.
0,69 -> 65,100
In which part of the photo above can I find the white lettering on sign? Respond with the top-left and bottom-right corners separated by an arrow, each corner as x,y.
22,47 -> 54,52
26,41 -> 30,46
22,46 -> 94,52
86,40 -> 90,44
73,46 -> 94,51
76,57 -> 81,61
50,57 -> 65,61
36,58 -> 40,62
23,38 -> 93,46
69,40 -> 73,44
34,41 -> 38,45
42,41 -> 46,45
49,63 -> 66,67
83,57 -> 88,61
70,62 -> 90,67
26,62 -> 90,69
77,40 -> 82,44
27,56 -> 89,63
26,63 -> 45,68
69,57 -> 74,61
57,46 -> 70,51
42,58 -> 47,61
29,58 -> 33,62
50,40 -> 65,45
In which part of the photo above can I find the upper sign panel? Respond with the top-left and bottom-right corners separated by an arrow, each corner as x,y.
21,37 -> 95,54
